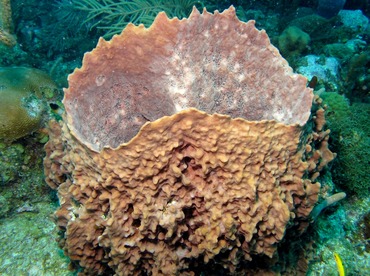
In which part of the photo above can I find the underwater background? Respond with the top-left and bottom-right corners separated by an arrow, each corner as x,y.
0,0 -> 369,275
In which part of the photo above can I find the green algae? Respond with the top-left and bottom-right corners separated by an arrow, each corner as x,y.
320,92 -> 370,196
0,142 -> 25,185
0,137 -> 52,218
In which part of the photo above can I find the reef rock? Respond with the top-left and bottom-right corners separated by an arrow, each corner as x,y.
44,7 -> 334,275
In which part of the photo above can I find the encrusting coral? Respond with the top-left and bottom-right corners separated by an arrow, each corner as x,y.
0,67 -> 57,140
44,6 -> 335,275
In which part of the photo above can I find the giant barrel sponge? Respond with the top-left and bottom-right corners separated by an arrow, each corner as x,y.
44,7 -> 335,275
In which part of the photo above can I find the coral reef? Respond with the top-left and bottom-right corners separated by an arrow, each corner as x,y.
278,26 -> 310,59
44,7 -> 335,275
0,202 -> 71,274
0,0 -> 16,47
0,0 -> 367,274
320,92 -> 370,196
338,9 -> 369,31
300,55 -> 340,82
0,138 -> 54,218
0,142 -> 25,185
0,67 -> 57,141
344,49 -> 370,102
308,196 -> 370,275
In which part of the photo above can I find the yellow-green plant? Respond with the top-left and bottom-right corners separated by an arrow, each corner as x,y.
74,0 -> 203,37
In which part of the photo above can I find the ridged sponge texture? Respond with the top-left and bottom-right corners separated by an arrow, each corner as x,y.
45,109 -> 324,274
44,7 -> 333,275
63,6 -> 313,152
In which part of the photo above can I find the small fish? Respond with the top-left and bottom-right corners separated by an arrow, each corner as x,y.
334,252 -> 345,276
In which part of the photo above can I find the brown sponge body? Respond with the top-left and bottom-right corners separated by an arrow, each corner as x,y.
45,7 -> 333,275
46,109 -> 324,274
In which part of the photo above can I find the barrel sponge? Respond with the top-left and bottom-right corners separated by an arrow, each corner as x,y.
44,7 -> 333,275
0,67 -> 57,140
63,6 -> 313,152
